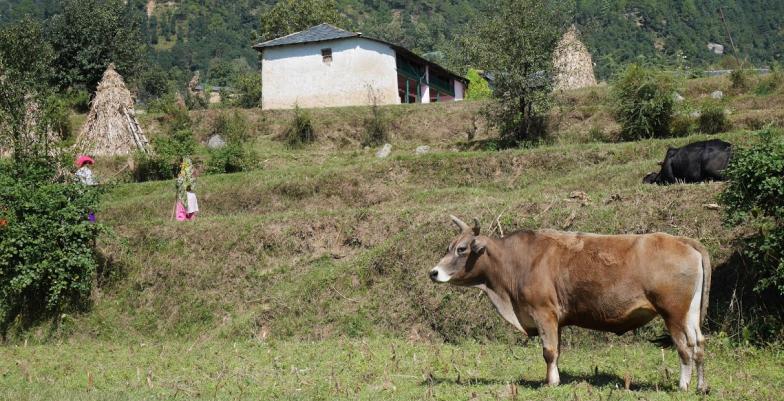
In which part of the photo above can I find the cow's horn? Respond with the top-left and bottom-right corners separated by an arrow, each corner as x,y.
472,218 -> 481,235
450,215 -> 470,232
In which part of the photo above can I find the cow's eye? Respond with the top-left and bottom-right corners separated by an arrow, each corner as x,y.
457,246 -> 467,254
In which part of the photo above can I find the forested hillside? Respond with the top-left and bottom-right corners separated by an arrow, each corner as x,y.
1,0 -> 783,83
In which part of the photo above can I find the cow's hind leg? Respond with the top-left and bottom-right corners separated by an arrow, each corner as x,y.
664,320 -> 693,391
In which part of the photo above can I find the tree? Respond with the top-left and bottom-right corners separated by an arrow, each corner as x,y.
0,18 -> 56,162
0,19 -> 103,334
258,0 -> 350,43
459,0 -> 572,145
47,0 -> 145,91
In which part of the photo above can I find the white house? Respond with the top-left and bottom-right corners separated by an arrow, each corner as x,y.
253,24 -> 467,110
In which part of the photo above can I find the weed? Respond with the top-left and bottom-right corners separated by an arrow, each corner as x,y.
698,103 -> 729,135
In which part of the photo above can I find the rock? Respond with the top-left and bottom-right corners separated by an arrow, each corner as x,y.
568,190 -> 591,205
690,111 -> 701,119
375,143 -> 392,158
703,203 -> 721,211
711,90 -> 724,100
415,145 -> 430,155
673,93 -> 685,103
207,134 -> 226,149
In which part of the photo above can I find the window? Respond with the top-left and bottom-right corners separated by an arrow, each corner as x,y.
321,48 -> 332,64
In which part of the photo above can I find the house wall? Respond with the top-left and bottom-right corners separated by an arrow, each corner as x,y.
454,80 -> 465,101
261,38 -> 399,110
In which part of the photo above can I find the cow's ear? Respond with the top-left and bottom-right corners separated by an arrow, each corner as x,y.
470,237 -> 486,254
472,218 -> 481,236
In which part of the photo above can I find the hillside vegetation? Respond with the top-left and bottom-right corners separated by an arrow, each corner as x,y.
1,74 -> 783,400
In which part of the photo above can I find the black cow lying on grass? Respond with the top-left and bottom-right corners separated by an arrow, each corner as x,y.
643,140 -> 732,185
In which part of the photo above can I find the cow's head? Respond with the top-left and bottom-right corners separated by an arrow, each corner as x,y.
642,172 -> 660,184
429,215 -> 488,286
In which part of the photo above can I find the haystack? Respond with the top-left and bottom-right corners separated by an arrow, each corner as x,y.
553,26 -> 598,91
75,64 -> 149,156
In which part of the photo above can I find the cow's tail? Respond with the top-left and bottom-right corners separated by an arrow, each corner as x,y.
681,238 -> 712,326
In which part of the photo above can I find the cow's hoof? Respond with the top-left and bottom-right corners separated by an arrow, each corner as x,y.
697,385 -> 710,395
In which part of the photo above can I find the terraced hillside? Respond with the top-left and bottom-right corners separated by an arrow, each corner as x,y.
3,76 -> 784,400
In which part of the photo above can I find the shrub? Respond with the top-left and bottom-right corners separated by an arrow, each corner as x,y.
730,69 -> 751,93
670,114 -> 695,137
611,64 -> 676,141
362,91 -> 388,147
233,72 -> 262,109
0,156 -> 103,333
206,143 -> 258,174
206,111 -> 258,174
698,102 -> 729,134
44,94 -> 72,140
283,105 -> 315,147
62,88 -> 90,113
133,108 -> 197,182
721,128 -> 784,295
213,111 -> 250,143
754,69 -> 783,96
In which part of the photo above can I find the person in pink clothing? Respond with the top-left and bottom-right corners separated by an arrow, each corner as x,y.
173,157 -> 198,221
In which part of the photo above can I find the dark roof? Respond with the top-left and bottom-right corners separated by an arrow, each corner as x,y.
253,23 -> 358,49
252,24 -> 467,84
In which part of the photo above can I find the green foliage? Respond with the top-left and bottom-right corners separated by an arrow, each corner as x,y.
283,106 -> 315,148
47,0 -> 145,91
258,0 -> 349,43
465,68 -> 492,100
43,95 -> 72,140
0,17 -> 57,161
206,143 -> 258,175
0,153 -> 103,334
670,114 -> 695,137
698,102 -> 730,135
133,108 -> 196,182
721,128 -> 784,295
460,0 -> 570,146
60,89 -> 91,114
754,70 -> 784,96
136,65 -> 172,103
232,72 -> 262,109
612,64 -> 676,141
206,111 -> 258,175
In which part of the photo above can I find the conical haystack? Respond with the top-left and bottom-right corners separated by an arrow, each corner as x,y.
75,64 -> 149,156
553,26 -> 597,91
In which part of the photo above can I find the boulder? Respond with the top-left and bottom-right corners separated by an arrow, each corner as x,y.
415,145 -> 430,155
376,143 -> 392,158
711,90 -> 724,100
207,134 -> 226,149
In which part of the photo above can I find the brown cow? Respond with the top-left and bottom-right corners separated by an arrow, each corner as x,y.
429,216 -> 711,392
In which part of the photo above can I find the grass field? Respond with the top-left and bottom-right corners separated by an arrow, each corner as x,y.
3,338 -> 783,400
5,75 -> 784,400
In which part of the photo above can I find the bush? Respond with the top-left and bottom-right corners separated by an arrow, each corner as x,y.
283,106 -> 315,147
730,69 -> 751,93
670,114 -> 695,137
362,97 -> 388,147
213,111 -> 250,143
0,156 -> 103,333
754,69 -> 783,96
133,108 -> 197,182
698,102 -> 729,134
206,111 -> 258,174
721,128 -> 784,295
233,72 -> 262,108
206,143 -> 258,174
44,95 -> 72,140
611,64 -> 676,141
62,88 -> 91,113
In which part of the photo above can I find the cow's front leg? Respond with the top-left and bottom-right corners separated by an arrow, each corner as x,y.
534,312 -> 561,386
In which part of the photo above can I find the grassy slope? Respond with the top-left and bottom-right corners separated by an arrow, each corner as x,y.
4,75 -> 784,399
